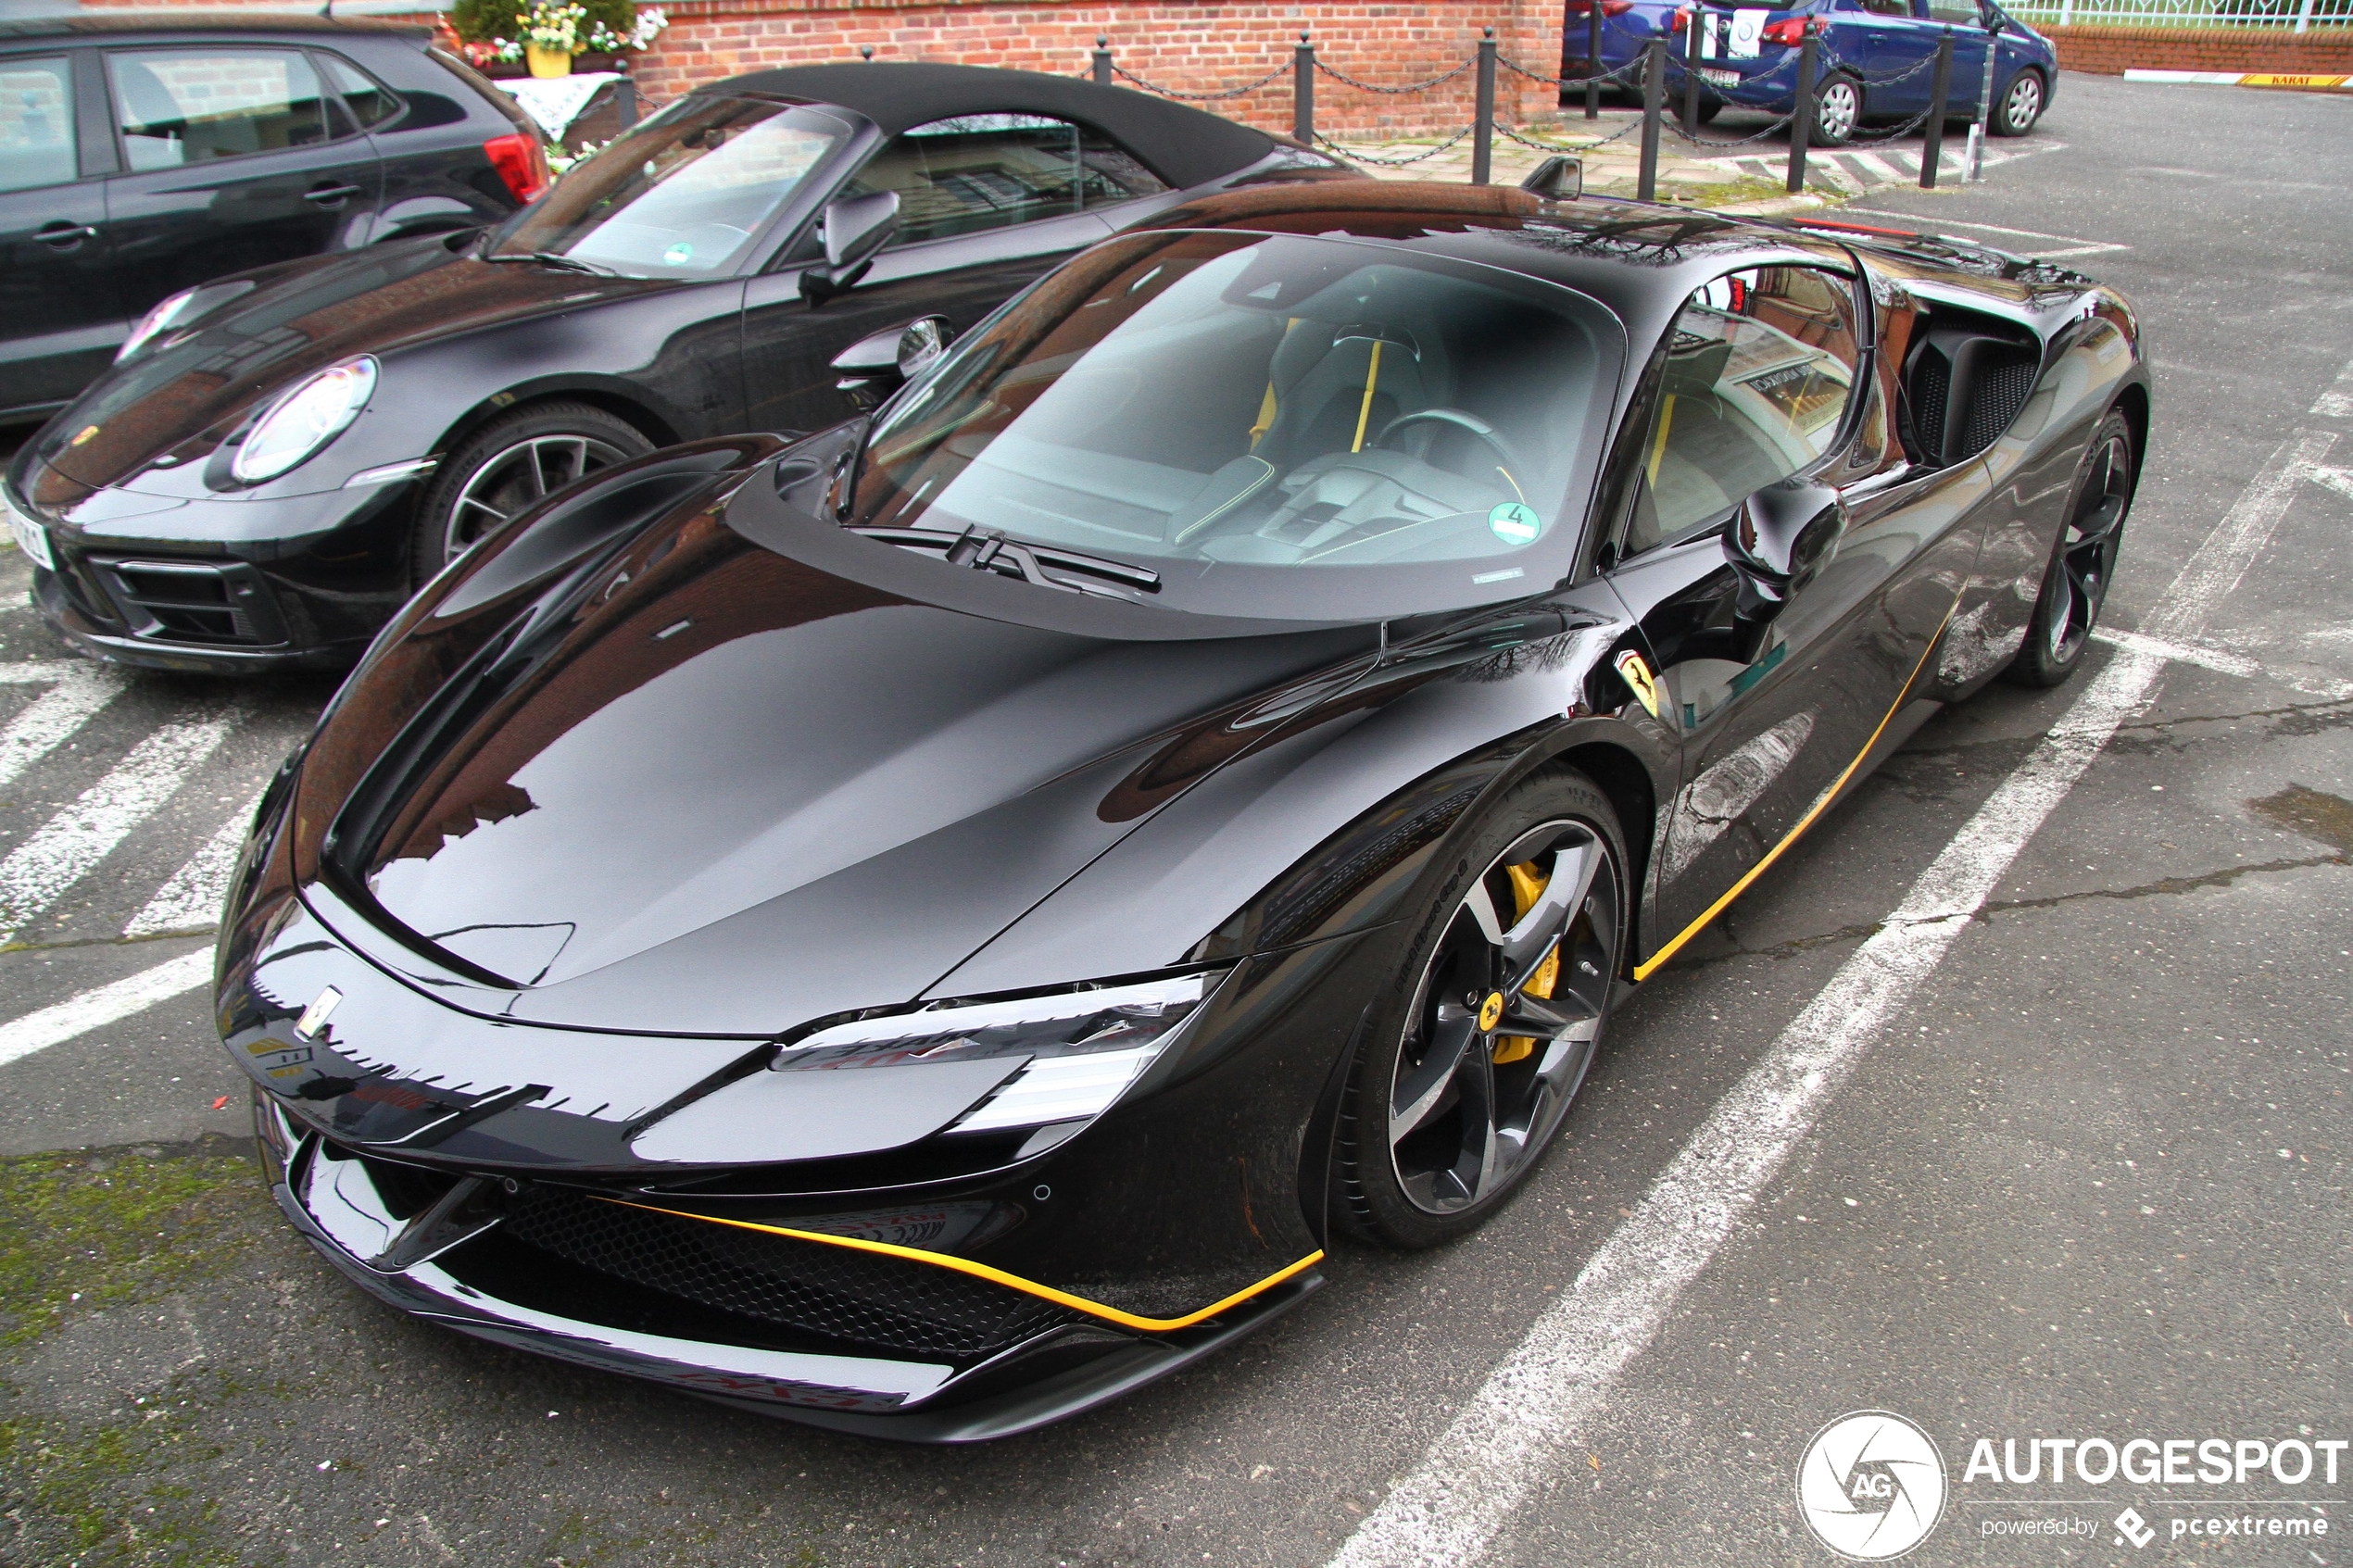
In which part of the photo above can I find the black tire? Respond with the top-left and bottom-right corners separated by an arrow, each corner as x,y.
2006,409 -> 2135,688
1333,769 -> 1629,1249
411,401 -> 653,586
1695,95 -> 1724,125
1992,68 -> 2045,136
1811,73 -> 1862,146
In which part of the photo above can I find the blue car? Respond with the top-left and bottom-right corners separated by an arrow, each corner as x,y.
1566,0 -> 2056,146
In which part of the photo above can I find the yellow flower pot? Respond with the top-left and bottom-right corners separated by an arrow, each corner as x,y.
525,44 -> 573,78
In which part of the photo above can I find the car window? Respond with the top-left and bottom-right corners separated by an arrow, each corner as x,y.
844,114 -> 1172,248
0,56 -> 77,194
1854,0 -> 1914,16
317,51 -> 400,129
1622,266 -> 1862,557
107,48 -> 339,170
491,95 -> 848,277
1924,0 -> 1983,21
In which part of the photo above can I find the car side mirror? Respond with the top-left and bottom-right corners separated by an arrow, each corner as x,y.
800,190 -> 900,306
1519,155 -> 1583,201
1725,480 -> 1845,608
830,315 -> 953,409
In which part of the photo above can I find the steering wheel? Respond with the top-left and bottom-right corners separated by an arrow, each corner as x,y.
1374,408 -> 1528,488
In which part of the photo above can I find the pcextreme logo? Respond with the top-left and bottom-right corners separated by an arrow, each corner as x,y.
1796,1411 -> 1949,1561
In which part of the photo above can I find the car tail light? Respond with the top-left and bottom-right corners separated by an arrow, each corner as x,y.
483,132 -> 550,204
1567,0 -> 1636,14
1761,16 -> 1813,44
1669,6 -> 1689,30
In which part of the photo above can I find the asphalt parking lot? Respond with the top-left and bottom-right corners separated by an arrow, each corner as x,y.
0,69 -> 2345,1568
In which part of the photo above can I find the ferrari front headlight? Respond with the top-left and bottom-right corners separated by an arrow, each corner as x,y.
232,357 -> 376,483
776,970 -> 1226,1138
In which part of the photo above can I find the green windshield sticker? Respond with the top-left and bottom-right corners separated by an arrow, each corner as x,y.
1488,502 -> 1541,544
662,241 -> 694,267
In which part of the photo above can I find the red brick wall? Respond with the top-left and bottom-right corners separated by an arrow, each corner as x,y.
97,0 -> 1562,136
2043,23 -> 2353,74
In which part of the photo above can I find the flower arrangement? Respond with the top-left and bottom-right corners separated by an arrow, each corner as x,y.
451,0 -> 666,66
517,0 -> 587,54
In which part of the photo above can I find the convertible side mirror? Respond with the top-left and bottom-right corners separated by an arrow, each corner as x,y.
1725,480 -> 1844,608
800,189 -> 900,306
1519,155 -> 1583,201
830,315 -> 952,409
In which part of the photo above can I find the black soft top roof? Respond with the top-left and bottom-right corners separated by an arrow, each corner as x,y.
710,61 -> 1276,191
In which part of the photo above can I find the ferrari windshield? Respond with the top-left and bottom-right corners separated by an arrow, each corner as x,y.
489,97 -> 849,277
849,231 -> 1623,618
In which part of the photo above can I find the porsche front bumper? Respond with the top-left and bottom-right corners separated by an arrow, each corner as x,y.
261,1097 -> 1319,1441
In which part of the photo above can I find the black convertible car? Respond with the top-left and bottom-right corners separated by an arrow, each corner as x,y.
219,182 -> 2145,1439
4,62 -> 1349,673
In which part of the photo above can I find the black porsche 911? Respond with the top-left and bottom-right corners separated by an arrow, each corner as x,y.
2,61 -> 1351,674
219,182 -> 2147,1439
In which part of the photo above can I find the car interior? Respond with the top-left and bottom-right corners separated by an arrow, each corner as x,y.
844,114 -> 1172,247
0,58 -> 76,194
111,49 -> 332,169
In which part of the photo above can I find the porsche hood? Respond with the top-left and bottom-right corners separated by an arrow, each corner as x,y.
294,449 -> 1376,1037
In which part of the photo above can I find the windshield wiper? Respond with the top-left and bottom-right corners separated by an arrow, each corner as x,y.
483,250 -> 621,277
850,524 -> 1160,598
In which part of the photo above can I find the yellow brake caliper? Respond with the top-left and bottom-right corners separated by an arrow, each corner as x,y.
1494,862 -> 1560,1065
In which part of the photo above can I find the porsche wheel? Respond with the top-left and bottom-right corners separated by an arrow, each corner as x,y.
2007,410 -> 2135,688
1811,74 -> 1861,147
1992,69 -> 2045,136
1335,771 -> 1628,1248
412,402 -> 651,584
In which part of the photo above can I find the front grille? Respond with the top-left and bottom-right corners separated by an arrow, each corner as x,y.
500,1187 -> 1083,1361
87,558 -> 286,646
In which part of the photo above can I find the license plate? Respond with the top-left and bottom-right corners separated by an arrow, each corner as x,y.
1701,67 -> 1742,87
1,493 -> 52,571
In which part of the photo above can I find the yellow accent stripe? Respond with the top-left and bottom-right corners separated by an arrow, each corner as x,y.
1630,600 -> 1958,984
596,1196 -> 1325,1334
1351,338 -> 1384,454
1249,381 -> 1279,449
1646,394 -> 1678,486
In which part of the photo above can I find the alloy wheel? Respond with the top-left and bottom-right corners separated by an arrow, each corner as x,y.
2048,429 -> 2131,663
2002,72 -> 2042,133
1387,819 -> 1620,1216
1815,79 -> 1859,144
441,432 -> 630,565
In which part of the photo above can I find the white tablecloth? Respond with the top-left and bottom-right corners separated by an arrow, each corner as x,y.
504,71 -> 621,142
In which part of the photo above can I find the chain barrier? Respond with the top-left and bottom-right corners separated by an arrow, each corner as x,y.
1314,56 -> 1478,94
1109,58 -> 1293,100
1838,101 -> 1938,142
1312,125 -> 1478,164
1815,45 -> 1940,87
1496,53 -> 1646,88
1665,110 -> 1800,148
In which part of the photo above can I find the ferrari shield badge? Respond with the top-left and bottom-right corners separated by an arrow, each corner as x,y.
1615,650 -> 1663,721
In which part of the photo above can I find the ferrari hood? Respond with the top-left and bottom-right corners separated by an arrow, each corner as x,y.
312,485 -> 1374,1035
30,236 -> 678,495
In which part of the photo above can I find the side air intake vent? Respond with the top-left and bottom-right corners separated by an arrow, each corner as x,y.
1902,320 -> 2041,469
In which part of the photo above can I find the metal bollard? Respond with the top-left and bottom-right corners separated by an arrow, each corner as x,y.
1681,4 -> 1704,132
1968,15 -> 1996,180
1473,28 -> 1498,185
1295,32 -> 1315,146
614,71 -> 637,132
1638,36 -> 1665,202
1092,35 -> 1112,87
1786,20 -> 1817,195
1586,0 -> 1604,119
1919,28 -> 1952,188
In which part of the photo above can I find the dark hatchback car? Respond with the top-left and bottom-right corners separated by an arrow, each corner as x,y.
5,62 -> 1352,674
0,14 -> 547,428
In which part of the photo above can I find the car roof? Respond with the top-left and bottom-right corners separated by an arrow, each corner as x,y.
1129,181 -> 1856,345
704,61 -> 1277,192
0,12 -> 427,43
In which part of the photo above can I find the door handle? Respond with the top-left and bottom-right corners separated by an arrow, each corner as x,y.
34,221 -> 96,249
304,183 -> 364,207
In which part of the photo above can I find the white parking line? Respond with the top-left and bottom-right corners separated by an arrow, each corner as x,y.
1327,428 -> 2337,1568
125,797 -> 259,937
0,663 -> 127,792
0,707 -> 244,946
1840,207 -> 2131,258
2314,355 -> 2353,419
0,949 -> 214,1072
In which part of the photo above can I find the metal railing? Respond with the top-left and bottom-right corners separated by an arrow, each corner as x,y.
2003,0 -> 2350,29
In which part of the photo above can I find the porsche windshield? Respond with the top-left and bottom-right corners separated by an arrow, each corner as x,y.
489,97 -> 848,277
849,231 -> 1623,617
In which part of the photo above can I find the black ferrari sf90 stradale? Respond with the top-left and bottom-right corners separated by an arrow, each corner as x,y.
220,182 -> 2147,1439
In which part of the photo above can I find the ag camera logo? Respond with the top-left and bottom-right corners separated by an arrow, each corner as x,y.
1797,1411 -> 1948,1561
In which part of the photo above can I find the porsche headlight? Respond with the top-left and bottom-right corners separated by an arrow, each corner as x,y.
232,357 -> 376,483
778,971 -> 1226,1137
